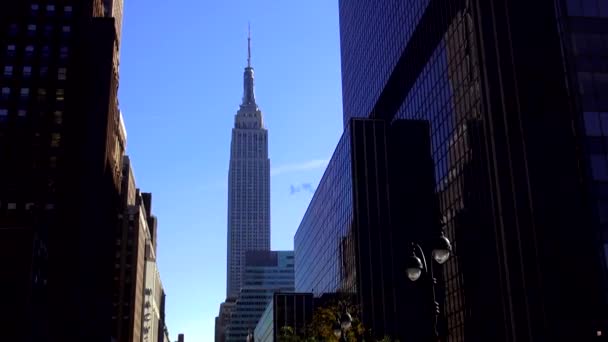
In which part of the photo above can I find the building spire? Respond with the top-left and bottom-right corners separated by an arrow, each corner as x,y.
242,23 -> 256,107
247,23 -> 251,68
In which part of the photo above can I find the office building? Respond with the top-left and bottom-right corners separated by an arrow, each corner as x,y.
254,293 -> 314,342
217,30 -> 271,342
215,299 -> 236,342
294,118 -> 437,340
296,0 -> 608,340
112,156 -> 150,342
0,1 -> 126,341
142,237 -> 163,342
225,251 -> 294,341
226,31 -> 271,300
158,289 -> 169,342
177,333 -> 185,342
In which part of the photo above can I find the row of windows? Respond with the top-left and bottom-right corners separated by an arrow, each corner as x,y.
29,4 -> 73,13
566,0 -> 608,17
0,202 -> 54,210
340,0 -> 431,124
294,126 -> 353,295
0,87 -> 65,118
9,23 -> 71,36
3,65 -> 68,80
5,44 -> 69,59
1,86 -> 66,99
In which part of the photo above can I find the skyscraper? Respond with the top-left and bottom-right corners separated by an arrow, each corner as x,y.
294,1 -> 608,341
226,31 -> 270,300
0,2 -> 125,341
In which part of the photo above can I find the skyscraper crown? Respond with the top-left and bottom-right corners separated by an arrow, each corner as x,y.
242,24 -> 256,107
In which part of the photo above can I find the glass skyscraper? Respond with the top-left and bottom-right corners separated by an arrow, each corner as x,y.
294,0 -> 608,341
226,33 -> 271,300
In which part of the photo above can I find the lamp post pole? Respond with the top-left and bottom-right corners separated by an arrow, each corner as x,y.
406,232 -> 452,341
333,303 -> 353,342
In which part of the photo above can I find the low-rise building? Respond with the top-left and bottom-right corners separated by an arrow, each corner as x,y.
254,293 -> 314,342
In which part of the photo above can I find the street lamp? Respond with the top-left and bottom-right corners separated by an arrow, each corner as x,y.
406,232 -> 452,340
333,307 -> 353,341
431,233 -> 452,265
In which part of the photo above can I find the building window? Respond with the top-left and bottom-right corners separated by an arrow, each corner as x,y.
8,203 -> 16,210
6,45 -> 16,57
8,24 -> 18,36
50,133 -> 61,147
23,66 -> 32,77
31,4 -> 39,11
62,26 -> 71,34
1,87 -> 9,100
27,24 -> 36,36
40,66 -> 48,77
25,45 -> 35,57
20,88 -> 30,99
4,66 -> 13,76
64,5 -> 73,13
58,68 -> 67,80
49,157 -> 57,169
591,155 -> 608,181
37,88 -> 47,101
44,25 -> 53,37
53,110 -> 62,124
46,4 -> 55,12
42,45 -> 50,59
0,109 -> 7,118
59,46 -> 68,59
56,89 -> 64,101
17,109 -> 26,117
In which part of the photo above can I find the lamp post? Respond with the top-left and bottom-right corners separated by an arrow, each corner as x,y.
332,306 -> 353,341
406,232 -> 452,341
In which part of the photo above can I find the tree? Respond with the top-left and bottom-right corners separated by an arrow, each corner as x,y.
278,294 -> 398,342
278,326 -> 303,342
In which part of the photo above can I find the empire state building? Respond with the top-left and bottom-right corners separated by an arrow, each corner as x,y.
226,33 -> 270,299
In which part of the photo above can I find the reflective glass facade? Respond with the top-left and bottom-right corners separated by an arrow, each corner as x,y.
253,293 -> 313,342
295,119 -> 437,339
339,0 -> 607,340
294,126 -> 353,296
558,0 -> 608,298
339,0 -> 432,124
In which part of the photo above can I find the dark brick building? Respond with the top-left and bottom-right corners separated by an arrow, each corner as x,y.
0,1 -> 126,341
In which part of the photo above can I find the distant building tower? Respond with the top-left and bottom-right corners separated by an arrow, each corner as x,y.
177,333 -> 184,342
226,29 -> 270,299
226,251 -> 294,341
254,293 -> 314,342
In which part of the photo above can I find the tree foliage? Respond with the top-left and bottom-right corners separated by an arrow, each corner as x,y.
276,294 -> 397,342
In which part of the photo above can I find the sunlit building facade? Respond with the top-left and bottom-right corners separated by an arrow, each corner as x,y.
226,251 -> 294,341
226,33 -> 271,300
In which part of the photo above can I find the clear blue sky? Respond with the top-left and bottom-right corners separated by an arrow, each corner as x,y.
118,0 -> 343,340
